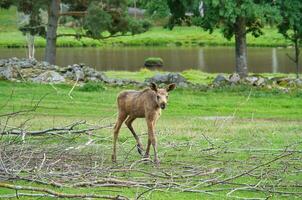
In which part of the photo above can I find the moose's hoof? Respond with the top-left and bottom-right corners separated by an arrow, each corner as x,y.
154,158 -> 160,166
137,144 -> 144,156
144,154 -> 150,159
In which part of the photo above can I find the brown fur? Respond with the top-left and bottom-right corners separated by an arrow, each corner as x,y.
112,83 -> 176,165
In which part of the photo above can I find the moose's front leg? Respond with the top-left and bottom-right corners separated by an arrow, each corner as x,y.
146,118 -> 160,166
144,138 -> 151,159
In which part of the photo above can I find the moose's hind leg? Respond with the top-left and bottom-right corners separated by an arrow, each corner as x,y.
112,113 -> 127,163
125,116 -> 144,156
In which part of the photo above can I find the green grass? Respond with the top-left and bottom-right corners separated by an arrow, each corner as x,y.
0,26 -> 292,48
0,80 -> 301,199
104,69 -> 298,85
0,7 -> 292,48
0,7 -> 17,32
1,80 -> 302,119
0,6 -> 302,199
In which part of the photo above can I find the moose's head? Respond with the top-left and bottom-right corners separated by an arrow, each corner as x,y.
150,82 -> 176,110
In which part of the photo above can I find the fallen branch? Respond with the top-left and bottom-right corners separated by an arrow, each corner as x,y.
0,182 -> 129,199
110,168 -> 219,179
1,121 -> 112,136
209,152 -> 293,186
71,178 -> 181,189
72,178 -> 150,188
0,193 -> 55,198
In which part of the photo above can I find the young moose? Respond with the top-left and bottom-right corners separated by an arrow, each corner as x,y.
112,82 -> 176,165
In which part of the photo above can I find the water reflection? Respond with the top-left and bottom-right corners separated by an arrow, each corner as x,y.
272,48 -> 278,73
197,48 -> 205,71
0,47 -> 300,73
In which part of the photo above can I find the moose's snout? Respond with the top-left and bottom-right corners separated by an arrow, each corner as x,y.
160,103 -> 166,109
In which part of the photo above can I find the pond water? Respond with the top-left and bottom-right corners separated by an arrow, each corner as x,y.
0,47 -> 300,73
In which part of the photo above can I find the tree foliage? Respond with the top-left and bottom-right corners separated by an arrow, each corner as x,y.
165,0 -> 280,77
0,0 -> 151,39
0,0 -> 151,64
0,0 -> 48,36
127,0 -> 148,8
277,0 -> 302,77
17,1 -> 47,37
173,0 -> 280,39
145,0 -> 170,19
277,0 -> 302,44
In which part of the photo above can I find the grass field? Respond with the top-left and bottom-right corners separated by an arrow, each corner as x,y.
0,6 -> 301,200
0,80 -> 301,199
105,69 -> 299,85
0,7 -> 292,48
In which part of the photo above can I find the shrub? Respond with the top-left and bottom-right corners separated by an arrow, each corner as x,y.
79,82 -> 106,92
144,57 -> 164,67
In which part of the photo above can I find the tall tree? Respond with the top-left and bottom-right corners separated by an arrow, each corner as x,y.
1,0 -> 47,59
145,0 -> 170,19
165,0 -> 279,77
45,0 -> 60,64
277,0 -> 302,78
50,0 -> 150,64
0,0 -> 150,64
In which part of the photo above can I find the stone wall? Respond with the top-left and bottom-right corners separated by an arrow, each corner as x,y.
1,58 -> 301,90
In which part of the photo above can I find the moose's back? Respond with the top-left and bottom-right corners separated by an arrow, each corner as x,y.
117,89 -> 157,118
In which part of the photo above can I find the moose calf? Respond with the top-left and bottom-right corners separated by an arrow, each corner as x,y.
112,82 -> 176,165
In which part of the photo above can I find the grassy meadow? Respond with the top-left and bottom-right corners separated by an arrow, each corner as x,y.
0,5 -> 302,200
105,69 -> 299,85
0,79 -> 301,199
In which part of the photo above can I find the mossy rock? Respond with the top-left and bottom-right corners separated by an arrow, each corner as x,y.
144,57 -> 164,68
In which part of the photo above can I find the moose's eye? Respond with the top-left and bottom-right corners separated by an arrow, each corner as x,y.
157,95 -> 160,100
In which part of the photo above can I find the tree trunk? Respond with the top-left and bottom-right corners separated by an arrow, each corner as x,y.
45,0 -> 60,64
294,39 -> 300,79
234,17 -> 248,78
26,33 -> 35,59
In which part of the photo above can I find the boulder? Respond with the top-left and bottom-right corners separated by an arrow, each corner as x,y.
270,77 -> 288,84
61,64 -> 109,82
229,73 -> 240,84
63,71 -> 74,80
0,66 -> 19,80
294,79 -> 302,87
244,76 -> 258,85
19,59 -> 34,68
104,77 -> 140,86
20,68 -> 44,79
276,77 -> 291,86
75,69 -> 85,81
32,71 -> 65,83
0,58 -> 113,84
0,59 -> 6,67
82,66 -> 108,81
145,73 -> 187,86
255,77 -> 265,86
213,74 -> 228,85
34,61 -> 55,70
63,64 -> 85,81
3,57 -> 300,90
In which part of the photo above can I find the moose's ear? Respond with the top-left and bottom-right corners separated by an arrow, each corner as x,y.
166,83 -> 176,92
150,82 -> 158,92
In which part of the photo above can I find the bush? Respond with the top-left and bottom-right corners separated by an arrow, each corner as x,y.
144,57 -> 164,67
79,82 -> 106,92
128,18 -> 152,35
